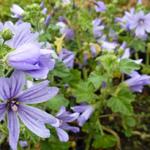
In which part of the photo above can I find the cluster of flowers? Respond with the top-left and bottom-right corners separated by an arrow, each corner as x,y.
91,0 -> 150,92
0,4 -> 94,150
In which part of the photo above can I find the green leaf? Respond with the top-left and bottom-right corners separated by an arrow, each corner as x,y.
129,38 -> 146,52
88,71 -> 105,90
97,54 -> 118,75
45,94 -> 69,111
41,139 -> 69,150
107,85 -> 135,115
119,59 -> 140,74
72,81 -> 97,103
52,61 -> 70,78
93,134 -> 117,149
63,69 -> 81,86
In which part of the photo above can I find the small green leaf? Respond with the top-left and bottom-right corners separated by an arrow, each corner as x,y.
52,61 -> 70,78
88,71 -> 104,90
45,94 -> 69,111
93,134 -> 117,149
107,85 -> 135,115
119,59 -> 140,74
72,81 -> 97,103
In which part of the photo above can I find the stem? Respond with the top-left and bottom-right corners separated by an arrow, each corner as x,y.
85,135 -> 92,150
102,126 -> 121,150
5,69 -> 13,77
146,50 -> 149,65
97,120 -> 104,135
133,131 -> 150,139
100,113 -> 118,118
135,52 -> 139,60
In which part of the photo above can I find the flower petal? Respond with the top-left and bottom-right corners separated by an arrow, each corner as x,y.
19,105 -> 59,127
18,107 -> 50,138
61,123 -> 80,133
9,70 -> 25,98
56,128 -> 69,142
0,103 -> 6,121
17,81 -> 59,104
7,43 -> 40,62
8,111 -> 20,150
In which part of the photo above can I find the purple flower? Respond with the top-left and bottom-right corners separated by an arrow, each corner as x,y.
56,18 -> 74,40
71,105 -> 94,126
7,44 -> 55,79
5,22 -> 38,48
64,28 -> 74,40
116,8 -> 135,30
42,8 -> 47,15
90,43 -> 101,57
101,40 -> 118,51
129,11 -> 150,39
94,1 -> 106,12
44,15 -> 51,27
0,71 -> 59,150
125,71 -> 150,92
19,141 -> 28,148
40,1 -> 45,9
92,18 -> 104,39
11,4 -> 24,18
55,106 -> 79,142
59,49 -> 75,68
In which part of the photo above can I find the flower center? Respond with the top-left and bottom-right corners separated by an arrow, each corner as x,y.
7,98 -> 19,112
139,19 -> 144,25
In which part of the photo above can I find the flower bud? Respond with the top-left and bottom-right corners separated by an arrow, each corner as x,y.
1,29 -> 13,41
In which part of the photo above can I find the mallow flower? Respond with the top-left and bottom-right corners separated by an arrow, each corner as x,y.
71,104 -> 94,126
92,18 -> 104,39
94,1 -> 106,12
129,11 -> 150,39
5,22 -> 38,48
59,49 -> 75,68
7,43 -> 55,79
11,4 -> 24,19
0,71 -> 59,150
101,40 -> 118,51
56,17 -> 74,40
115,8 -> 135,30
118,42 -> 143,64
44,14 -> 51,27
125,71 -> 150,92
55,106 -> 79,142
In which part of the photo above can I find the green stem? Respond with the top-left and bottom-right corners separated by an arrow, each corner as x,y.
85,135 -> 92,150
146,50 -> 149,65
97,120 -> 104,135
135,52 -> 139,60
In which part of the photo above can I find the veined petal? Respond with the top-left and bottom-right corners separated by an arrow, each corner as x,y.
26,67 -> 49,79
8,111 -> 20,150
0,78 -> 11,100
56,106 -> 79,122
61,123 -> 80,133
9,70 -> 25,98
56,128 -> 69,142
0,103 -> 6,121
59,112 -> 79,123
0,71 -> 25,100
8,61 -> 40,71
7,43 -> 40,62
18,81 -> 59,104
18,107 -> 50,138
19,105 -> 59,127
135,26 -> 146,38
